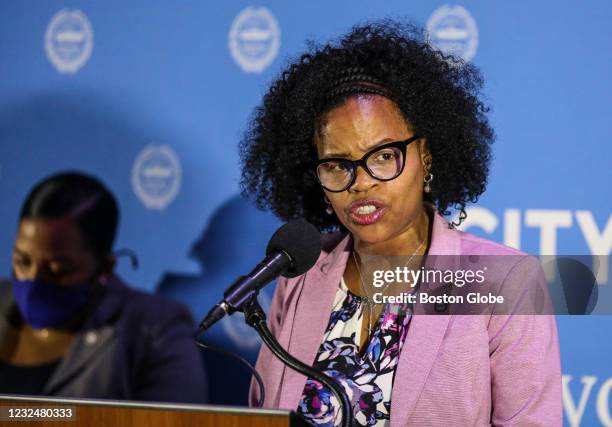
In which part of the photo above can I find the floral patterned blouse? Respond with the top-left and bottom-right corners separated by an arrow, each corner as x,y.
297,277 -> 413,426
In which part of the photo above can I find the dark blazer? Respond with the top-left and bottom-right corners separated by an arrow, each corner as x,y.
0,275 -> 208,404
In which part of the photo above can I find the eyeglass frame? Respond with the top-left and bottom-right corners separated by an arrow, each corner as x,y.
314,135 -> 422,193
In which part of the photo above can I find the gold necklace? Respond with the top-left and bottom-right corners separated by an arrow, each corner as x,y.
352,239 -> 425,337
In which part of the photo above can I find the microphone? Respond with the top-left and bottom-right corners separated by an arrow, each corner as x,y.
198,219 -> 321,331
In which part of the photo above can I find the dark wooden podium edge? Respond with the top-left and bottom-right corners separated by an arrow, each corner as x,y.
0,394 -> 310,426
0,393 -> 288,416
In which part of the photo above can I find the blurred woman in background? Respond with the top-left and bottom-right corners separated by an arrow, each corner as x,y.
0,171 -> 208,403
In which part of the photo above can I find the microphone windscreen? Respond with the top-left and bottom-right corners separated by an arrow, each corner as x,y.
266,219 -> 322,278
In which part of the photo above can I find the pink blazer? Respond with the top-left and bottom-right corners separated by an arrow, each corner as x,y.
250,211 -> 563,426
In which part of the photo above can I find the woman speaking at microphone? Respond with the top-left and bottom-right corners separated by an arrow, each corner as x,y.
240,21 -> 562,426
0,172 -> 207,403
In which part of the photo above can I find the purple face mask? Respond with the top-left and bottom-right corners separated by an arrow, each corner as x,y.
11,277 -> 93,329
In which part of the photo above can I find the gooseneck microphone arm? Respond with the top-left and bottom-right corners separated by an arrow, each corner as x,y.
241,297 -> 352,427
196,219 -> 351,425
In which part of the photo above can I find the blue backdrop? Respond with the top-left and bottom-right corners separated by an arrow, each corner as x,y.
0,1 -> 610,425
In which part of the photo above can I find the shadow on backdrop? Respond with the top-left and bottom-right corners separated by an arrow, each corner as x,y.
157,195 -> 282,406
548,256 -> 600,314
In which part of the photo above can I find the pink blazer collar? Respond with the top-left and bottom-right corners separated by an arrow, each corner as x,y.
279,208 -> 459,426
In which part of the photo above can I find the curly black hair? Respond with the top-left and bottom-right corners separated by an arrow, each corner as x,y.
240,20 -> 494,231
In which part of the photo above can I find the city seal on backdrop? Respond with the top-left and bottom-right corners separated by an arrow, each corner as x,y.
45,9 -> 94,74
132,144 -> 182,210
229,6 -> 280,73
426,4 -> 478,62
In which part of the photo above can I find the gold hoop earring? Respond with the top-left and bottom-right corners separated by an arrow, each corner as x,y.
423,172 -> 434,193
323,196 -> 333,215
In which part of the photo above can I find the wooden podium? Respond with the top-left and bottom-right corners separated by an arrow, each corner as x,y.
0,395 -> 309,427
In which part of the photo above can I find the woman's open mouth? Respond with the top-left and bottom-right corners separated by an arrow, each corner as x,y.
347,199 -> 387,225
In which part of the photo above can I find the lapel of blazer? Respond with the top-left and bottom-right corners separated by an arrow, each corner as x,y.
43,324 -> 115,394
389,211 -> 460,427
43,277 -> 126,395
275,209 -> 462,418
278,233 -> 352,409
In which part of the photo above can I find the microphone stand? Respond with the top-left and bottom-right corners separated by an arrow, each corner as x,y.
241,297 -> 353,427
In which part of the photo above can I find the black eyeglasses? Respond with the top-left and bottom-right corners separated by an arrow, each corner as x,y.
315,135 -> 421,192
